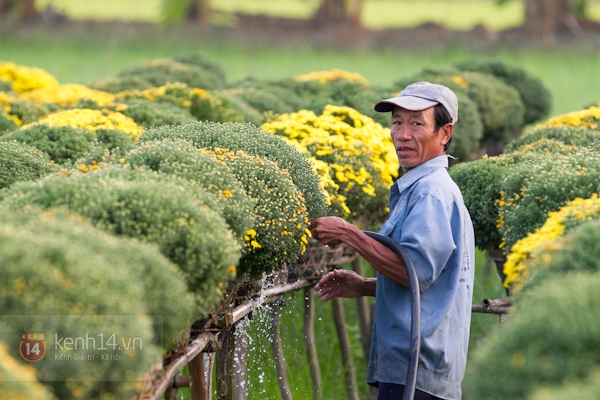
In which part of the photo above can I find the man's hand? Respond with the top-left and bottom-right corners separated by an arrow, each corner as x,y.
308,216 -> 352,246
314,269 -> 368,301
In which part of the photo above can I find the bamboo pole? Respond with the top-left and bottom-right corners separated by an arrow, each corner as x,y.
269,306 -> 293,400
303,287 -> 322,400
332,297 -> 360,400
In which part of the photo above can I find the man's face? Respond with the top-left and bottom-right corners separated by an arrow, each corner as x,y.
391,106 -> 452,173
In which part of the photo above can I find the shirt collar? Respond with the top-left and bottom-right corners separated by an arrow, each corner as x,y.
395,155 -> 449,193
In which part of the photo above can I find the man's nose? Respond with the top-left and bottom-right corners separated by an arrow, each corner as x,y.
395,126 -> 411,141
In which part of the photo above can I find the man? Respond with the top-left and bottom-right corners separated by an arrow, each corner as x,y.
309,82 -> 475,400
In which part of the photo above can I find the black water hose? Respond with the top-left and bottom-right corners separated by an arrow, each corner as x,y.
363,231 -> 421,400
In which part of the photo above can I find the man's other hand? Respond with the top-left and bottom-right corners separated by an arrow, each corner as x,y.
314,269 -> 366,301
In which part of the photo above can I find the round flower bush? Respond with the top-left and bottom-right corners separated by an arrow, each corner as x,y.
0,342 -> 57,400
449,154 -> 516,251
111,97 -> 196,128
124,139 -> 256,242
23,108 -> 143,140
2,166 -> 240,315
0,207 -> 164,400
190,88 -> 264,125
497,148 -> 600,252
89,75 -> 154,94
295,68 -> 370,87
117,58 -> 224,90
454,59 -> 552,124
540,105 -> 600,130
263,105 -> 398,227
2,124 -> 133,165
221,86 -> 295,116
140,121 -> 328,220
171,51 -> 227,89
201,148 -> 310,277
4,98 -> 57,125
395,67 -> 525,146
505,126 -> 600,153
21,83 -> 116,108
465,272 -> 600,400
0,61 -> 59,94
505,207 -> 600,292
114,82 -> 193,108
0,141 -> 55,189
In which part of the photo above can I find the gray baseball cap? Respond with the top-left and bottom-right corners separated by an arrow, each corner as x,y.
374,81 -> 458,124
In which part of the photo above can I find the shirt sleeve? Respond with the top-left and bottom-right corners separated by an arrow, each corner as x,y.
395,193 -> 456,292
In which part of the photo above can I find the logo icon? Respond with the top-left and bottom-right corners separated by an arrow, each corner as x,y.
19,332 -> 46,362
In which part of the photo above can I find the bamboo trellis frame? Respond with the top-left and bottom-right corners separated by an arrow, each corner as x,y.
138,241 -> 512,400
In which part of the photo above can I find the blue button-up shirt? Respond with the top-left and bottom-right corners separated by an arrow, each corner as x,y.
367,155 -> 475,400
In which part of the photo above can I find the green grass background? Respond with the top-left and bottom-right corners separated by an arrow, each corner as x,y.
2,2 -> 600,398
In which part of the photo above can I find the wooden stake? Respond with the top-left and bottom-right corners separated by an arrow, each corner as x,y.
303,287 -> 322,400
190,353 -> 210,400
216,328 -> 236,400
351,258 -> 372,362
233,327 -> 248,400
269,306 -> 293,400
332,296 -> 360,400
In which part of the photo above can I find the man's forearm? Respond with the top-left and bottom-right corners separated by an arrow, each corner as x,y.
344,224 -> 410,287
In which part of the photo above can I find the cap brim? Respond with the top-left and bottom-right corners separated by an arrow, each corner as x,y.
374,96 -> 439,113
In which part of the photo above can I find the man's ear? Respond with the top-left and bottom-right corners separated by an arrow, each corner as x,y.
441,123 -> 453,147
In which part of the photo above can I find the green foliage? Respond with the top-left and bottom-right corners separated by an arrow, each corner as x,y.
505,126 -> 600,153
530,368 -> 600,400
204,148 -> 310,277
0,207 -> 161,400
449,155 -> 514,251
1,124 -> 133,165
465,272 -> 600,400
118,58 -> 224,90
229,77 -> 306,111
0,141 -> 54,189
124,139 -> 256,242
88,75 -> 154,93
190,89 -> 264,125
0,111 -> 18,132
117,97 -> 196,128
223,87 -> 295,116
454,59 -> 552,124
0,343 -> 57,400
0,78 -> 13,92
499,150 -> 600,250
8,99 -> 56,124
395,67 -> 525,145
140,121 -> 328,220
3,166 -> 240,315
172,51 -> 227,89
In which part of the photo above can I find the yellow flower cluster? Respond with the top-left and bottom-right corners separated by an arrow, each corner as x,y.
0,61 -> 59,94
541,106 -> 600,130
263,105 -> 398,218
451,75 -> 469,88
24,108 -> 143,140
503,193 -> 600,289
115,82 -> 192,108
295,68 -> 370,88
21,83 -> 116,107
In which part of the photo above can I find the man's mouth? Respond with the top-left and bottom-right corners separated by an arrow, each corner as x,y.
397,147 -> 414,154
